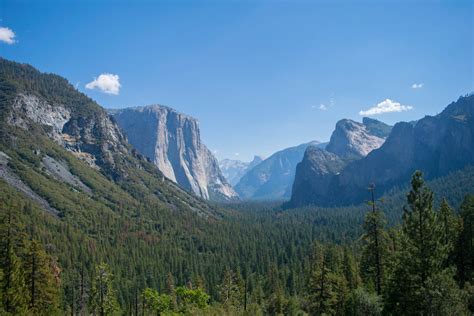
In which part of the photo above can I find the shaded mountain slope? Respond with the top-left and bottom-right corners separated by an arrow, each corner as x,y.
289,94 -> 474,207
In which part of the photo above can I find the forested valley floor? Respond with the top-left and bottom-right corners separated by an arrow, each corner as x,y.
1,168 -> 473,315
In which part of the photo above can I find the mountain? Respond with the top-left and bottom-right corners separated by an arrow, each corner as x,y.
289,94 -> 474,207
362,117 -> 393,138
0,57 -> 217,219
325,118 -> 390,159
219,155 -> 263,186
290,117 -> 391,206
111,105 -> 238,201
234,141 -> 322,200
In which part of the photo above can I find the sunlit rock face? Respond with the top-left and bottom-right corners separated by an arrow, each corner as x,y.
112,105 -> 238,201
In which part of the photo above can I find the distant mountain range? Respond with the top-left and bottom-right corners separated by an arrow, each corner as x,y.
111,105 -> 238,201
289,94 -> 474,207
219,156 -> 263,186
233,141 -> 325,200
4,57 -> 469,209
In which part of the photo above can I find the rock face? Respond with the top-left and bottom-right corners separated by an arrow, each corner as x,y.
219,156 -> 263,186
1,57 -> 217,218
290,95 -> 474,207
325,119 -> 388,159
112,105 -> 238,201
290,147 -> 346,206
7,92 -> 127,172
234,141 -> 323,200
289,117 -> 392,207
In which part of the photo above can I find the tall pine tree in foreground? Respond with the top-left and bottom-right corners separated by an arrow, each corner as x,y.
24,239 -> 60,314
385,171 -> 467,315
90,263 -> 119,316
306,243 -> 348,315
456,194 -> 474,288
360,185 -> 388,296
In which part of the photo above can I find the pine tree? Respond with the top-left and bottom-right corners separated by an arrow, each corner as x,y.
385,171 -> 467,314
439,199 -> 458,246
455,194 -> 474,287
24,239 -> 60,314
342,247 -> 360,291
306,243 -> 346,315
360,185 -> 388,296
0,204 -> 28,314
438,198 -> 459,267
165,272 -> 177,310
218,268 -> 243,309
90,263 -> 119,316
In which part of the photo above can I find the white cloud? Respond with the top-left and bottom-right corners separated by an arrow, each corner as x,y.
311,97 -> 335,111
85,73 -> 121,95
359,99 -> 413,116
412,83 -> 424,89
0,27 -> 16,44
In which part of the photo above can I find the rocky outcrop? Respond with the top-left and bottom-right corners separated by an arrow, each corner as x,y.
290,147 -> 346,206
7,93 -> 128,171
1,57 -> 218,218
112,105 -> 238,201
234,141 -> 322,200
289,118 -> 391,206
289,94 -> 474,207
8,93 -> 71,143
219,156 -> 263,186
325,119 -> 387,159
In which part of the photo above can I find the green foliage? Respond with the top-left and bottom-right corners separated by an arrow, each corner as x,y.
456,195 -> 474,287
0,203 -> 60,315
90,263 -> 119,315
385,171 -> 467,315
345,287 -> 382,316
218,268 -> 244,309
360,200 -> 389,295
142,288 -> 173,315
24,239 -> 60,314
305,243 -> 349,315
175,286 -> 210,312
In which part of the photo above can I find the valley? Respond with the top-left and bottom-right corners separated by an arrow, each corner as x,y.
0,57 -> 472,315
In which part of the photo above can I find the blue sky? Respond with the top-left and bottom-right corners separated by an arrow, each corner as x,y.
1,0 -> 472,161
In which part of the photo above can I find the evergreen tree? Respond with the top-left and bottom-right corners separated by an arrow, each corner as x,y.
345,287 -> 382,316
218,268 -> 244,309
90,263 -> 119,316
360,185 -> 388,295
24,239 -> 60,314
342,247 -> 360,291
165,272 -> 177,310
266,285 -> 287,316
385,171 -> 467,314
439,198 -> 459,267
306,243 -> 347,315
0,205 -> 28,314
455,194 -> 474,287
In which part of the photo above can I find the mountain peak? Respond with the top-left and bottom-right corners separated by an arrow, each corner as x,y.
326,119 -> 386,159
111,105 -> 238,201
